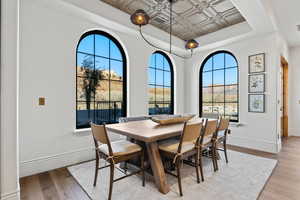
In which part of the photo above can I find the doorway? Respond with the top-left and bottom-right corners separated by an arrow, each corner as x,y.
281,56 -> 288,137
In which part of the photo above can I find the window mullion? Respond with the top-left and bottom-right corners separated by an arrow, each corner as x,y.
200,52 -> 238,121
154,54 -> 156,112
93,34 -> 96,124
148,52 -> 173,115
224,53 -> 226,117
212,56 -> 214,112
76,32 -> 126,128
163,58 -> 165,106
108,39 -> 111,122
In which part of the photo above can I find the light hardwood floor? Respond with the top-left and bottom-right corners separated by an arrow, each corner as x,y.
20,137 -> 300,200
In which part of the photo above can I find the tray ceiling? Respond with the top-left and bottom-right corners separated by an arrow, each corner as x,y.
100,0 -> 246,41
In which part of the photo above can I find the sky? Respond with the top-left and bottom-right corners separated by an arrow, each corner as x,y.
77,34 -> 123,77
202,53 -> 238,87
77,34 -> 237,87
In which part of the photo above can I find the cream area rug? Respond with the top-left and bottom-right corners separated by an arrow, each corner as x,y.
68,150 -> 277,200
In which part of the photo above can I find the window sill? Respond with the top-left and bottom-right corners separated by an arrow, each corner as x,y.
230,122 -> 244,127
74,128 -> 91,134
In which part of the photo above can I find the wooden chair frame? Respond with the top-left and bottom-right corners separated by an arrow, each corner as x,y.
91,123 -> 145,200
198,119 -> 219,175
182,118 -> 219,179
159,121 -> 203,196
212,117 -> 231,171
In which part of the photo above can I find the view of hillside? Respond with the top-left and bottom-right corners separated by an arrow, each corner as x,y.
202,84 -> 237,102
202,84 -> 238,120
77,68 -> 237,119
148,87 -> 171,102
77,67 -> 124,110
77,66 -> 172,107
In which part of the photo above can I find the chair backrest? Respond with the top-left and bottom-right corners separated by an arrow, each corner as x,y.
201,113 -> 219,119
218,118 -> 230,131
91,123 -> 113,156
214,117 -> 230,140
150,114 -> 182,119
177,121 -> 203,153
199,119 -> 218,145
119,116 -> 149,123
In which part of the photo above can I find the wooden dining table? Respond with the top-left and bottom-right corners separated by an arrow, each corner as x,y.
106,118 -> 205,194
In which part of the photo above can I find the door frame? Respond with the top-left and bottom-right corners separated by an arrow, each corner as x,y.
280,56 -> 288,137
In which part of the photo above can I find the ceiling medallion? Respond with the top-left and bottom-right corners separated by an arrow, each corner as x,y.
130,0 -> 199,58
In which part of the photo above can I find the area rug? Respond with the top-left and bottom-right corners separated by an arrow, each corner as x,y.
68,150 -> 277,200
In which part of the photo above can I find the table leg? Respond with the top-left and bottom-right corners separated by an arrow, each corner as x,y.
146,142 -> 170,194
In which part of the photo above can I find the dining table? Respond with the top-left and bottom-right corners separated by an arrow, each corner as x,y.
106,118 -> 207,194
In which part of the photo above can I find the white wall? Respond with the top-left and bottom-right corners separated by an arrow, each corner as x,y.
289,46 -> 300,136
19,0 -> 185,177
185,33 -> 281,153
18,0 -> 293,177
1,0 -> 20,199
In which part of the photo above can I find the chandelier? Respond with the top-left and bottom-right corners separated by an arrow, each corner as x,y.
130,0 -> 199,58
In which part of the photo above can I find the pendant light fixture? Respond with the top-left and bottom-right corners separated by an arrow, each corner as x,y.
130,0 -> 199,58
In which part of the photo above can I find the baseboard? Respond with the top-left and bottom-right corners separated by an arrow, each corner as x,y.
1,189 -> 20,200
228,135 -> 278,153
20,147 -> 94,177
20,136 -> 279,177
288,128 -> 300,136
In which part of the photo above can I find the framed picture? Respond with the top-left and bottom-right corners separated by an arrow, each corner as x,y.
249,53 -> 265,73
248,74 -> 265,93
248,94 -> 265,113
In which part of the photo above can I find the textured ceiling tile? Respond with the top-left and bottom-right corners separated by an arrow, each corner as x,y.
189,12 -> 208,24
213,0 -> 234,13
100,0 -> 245,40
172,0 -> 194,14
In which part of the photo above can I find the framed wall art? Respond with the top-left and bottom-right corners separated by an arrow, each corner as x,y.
249,53 -> 265,73
248,94 -> 265,113
248,74 -> 265,93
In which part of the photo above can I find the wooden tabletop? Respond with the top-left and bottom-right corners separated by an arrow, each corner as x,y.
106,120 -> 182,142
106,118 -> 206,142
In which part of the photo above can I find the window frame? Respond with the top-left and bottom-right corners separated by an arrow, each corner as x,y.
199,50 -> 239,122
76,30 -> 127,129
148,51 -> 174,115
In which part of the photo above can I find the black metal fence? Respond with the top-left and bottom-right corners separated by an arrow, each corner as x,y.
77,101 -> 173,129
76,101 -> 124,128
148,101 -> 172,115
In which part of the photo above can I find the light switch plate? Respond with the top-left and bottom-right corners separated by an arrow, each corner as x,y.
39,97 -> 45,106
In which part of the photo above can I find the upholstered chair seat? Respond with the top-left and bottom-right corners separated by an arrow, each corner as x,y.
99,140 -> 142,157
158,121 -> 204,196
200,136 -> 213,148
159,139 -> 195,154
91,123 -> 145,200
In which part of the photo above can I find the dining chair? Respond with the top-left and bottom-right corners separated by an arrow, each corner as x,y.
91,123 -> 145,200
201,113 -> 220,119
118,116 -> 149,123
198,118 -> 219,178
213,117 -> 231,170
158,121 -> 203,196
119,116 -> 150,170
182,119 -> 219,178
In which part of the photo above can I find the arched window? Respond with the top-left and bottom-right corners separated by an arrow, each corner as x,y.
148,51 -> 174,115
200,51 -> 239,122
76,31 -> 127,129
